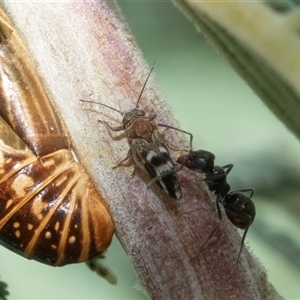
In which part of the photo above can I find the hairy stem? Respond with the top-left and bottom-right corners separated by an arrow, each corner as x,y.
1,1 -> 281,299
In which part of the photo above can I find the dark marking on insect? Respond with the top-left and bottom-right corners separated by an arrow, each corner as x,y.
81,64 -> 182,200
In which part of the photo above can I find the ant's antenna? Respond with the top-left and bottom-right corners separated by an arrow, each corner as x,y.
136,61 -> 156,108
157,124 -> 194,150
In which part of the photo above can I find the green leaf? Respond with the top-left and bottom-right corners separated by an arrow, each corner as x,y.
0,277 -> 9,300
173,1 -> 300,140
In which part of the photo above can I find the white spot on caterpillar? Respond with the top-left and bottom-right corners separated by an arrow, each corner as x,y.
13,222 -> 20,228
69,236 -> 76,244
5,199 -> 13,209
41,158 -> 55,169
54,174 -> 68,187
55,221 -> 60,231
31,197 -> 47,220
45,231 -> 51,239
11,174 -> 34,197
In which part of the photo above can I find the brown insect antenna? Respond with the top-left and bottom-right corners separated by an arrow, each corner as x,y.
135,61 -> 156,108
79,99 -> 124,116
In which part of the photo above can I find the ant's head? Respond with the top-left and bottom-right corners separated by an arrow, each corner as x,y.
177,150 -> 215,174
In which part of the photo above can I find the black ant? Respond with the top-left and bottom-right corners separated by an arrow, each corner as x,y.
150,126 -> 256,262
177,150 -> 255,262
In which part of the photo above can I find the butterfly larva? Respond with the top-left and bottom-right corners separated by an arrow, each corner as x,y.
0,9 -> 114,266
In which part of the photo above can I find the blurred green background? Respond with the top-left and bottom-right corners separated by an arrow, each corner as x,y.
1,1 -> 300,299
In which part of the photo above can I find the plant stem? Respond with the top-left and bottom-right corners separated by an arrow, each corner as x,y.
1,1 -> 282,299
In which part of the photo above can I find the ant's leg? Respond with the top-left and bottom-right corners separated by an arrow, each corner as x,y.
230,208 -> 253,263
216,197 -> 223,220
222,190 -> 255,263
197,198 -> 224,252
202,172 -> 225,183
201,164 -> 233,183
198,222 -> 220,252
230,188 -> 254,198
236,224 -> 250,263
222,164 -> 233,175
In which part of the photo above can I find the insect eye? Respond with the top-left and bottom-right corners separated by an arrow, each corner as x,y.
188,155 -> 196,162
